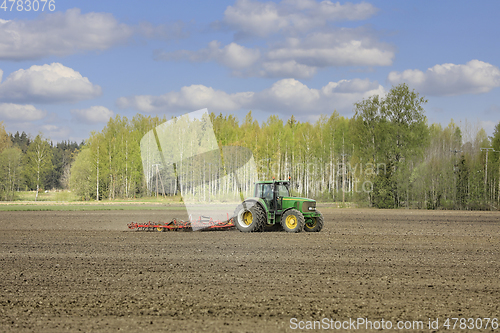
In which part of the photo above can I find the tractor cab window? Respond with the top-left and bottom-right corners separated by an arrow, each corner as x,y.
276,184 -> 290,197
256,183 -> 273,201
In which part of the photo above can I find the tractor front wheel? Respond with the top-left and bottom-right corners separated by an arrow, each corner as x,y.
281,209 -> 304,233
304,211 -> 324,232
234,203 -> 265,232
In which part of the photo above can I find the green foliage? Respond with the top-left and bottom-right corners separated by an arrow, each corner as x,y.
0,121 -> 12,153
372,161 -> 395,208
353,83 -> 429,208
0,123 -> 21,200
23,135 -> 53,201
383,83 -> 429,162
0,147 -> 23,200
46,141 -> 80,190
492,122 -> 500,152
10,131 -> 30,153
2,86 -> 500,209
353,94 -> 386,163
70,148 -> 95,200
71,114 -> 166,201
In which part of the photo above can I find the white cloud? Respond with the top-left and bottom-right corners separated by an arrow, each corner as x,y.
267,31 -> 394,68
223,0 -> 288,37
387,60 -> 500,96
117,78 -> 385,116
0,63 -> 102,104
157,29 -> 394,78
0,103 -> 46,121
71,106 -> 114,124
221,42 -> 261,69
298,0 -> 379,21
254,78 -> 320,112
0,69 -> 3,82
0,9 -> 188,61
117,85 -> 254,113
0,9 -> 133,61
155,41 -> 260,70
254,78 -> 385,114
322,78 -> 382,94
155,1 -> 389,78
260,60 -> 317,78
222,0 -> 378,37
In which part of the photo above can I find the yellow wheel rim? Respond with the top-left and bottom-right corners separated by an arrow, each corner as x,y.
243,211 -> 253,226
285,215 -> 297,229
156,227 -> 163,232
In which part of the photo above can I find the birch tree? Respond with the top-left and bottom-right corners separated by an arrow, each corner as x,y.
23,135 -> 53,201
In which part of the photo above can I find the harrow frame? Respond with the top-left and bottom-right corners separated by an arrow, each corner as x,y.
127,214 -> 234,232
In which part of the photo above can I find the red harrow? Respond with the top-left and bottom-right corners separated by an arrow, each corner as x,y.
127,214 -> 235,232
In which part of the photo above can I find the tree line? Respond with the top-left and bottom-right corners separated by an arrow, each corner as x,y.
0,127 -> 82,201
1,83 -> 499,209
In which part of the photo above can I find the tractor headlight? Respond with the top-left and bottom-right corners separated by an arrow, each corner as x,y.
308,207 -> 315,211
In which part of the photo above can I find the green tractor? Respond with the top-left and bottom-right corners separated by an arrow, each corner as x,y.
233,180 -> 324,233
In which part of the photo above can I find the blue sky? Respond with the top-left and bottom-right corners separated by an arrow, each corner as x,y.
0,0 -> 499,142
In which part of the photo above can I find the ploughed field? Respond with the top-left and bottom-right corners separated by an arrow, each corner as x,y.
0,208 -> 499,332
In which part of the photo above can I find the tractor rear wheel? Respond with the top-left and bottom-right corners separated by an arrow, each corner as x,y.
304,211 -> 324,232
281,209 -> 304,233
234,202 -> 265,232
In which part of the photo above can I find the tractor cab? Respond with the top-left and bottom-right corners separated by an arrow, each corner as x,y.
254,180 -> 290,212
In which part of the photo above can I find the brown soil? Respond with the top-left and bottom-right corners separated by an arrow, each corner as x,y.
0,208 -> 499,332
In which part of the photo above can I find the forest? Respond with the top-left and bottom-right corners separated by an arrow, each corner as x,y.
1,83 -> 499,210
